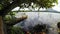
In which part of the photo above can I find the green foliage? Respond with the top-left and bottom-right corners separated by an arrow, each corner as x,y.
0,0 -> 12,10
3,12 -> 17,24
4,15 -> 12,21
19,0 -> 58,8
11,26 -> 24,34
0,4 -> 3,10
0,0 -> 58,10
57,22 -> 60,28
35,0 -> 58,8
33,24 -> 47,32
8,12 -> 16,15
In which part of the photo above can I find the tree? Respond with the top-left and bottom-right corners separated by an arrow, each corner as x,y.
0,0 -> 58,34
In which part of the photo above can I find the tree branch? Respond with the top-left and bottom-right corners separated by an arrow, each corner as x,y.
6,16 -> 27,26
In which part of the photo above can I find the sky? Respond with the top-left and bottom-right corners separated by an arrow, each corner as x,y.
12,0 -> 60,11
52,0 -> 60,11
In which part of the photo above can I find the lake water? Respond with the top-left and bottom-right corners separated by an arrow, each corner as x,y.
14,12 -> 60,34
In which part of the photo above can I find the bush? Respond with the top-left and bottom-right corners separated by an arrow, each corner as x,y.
11,27 -> 24,34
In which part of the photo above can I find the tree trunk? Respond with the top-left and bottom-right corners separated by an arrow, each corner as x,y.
0,16 -> 4,34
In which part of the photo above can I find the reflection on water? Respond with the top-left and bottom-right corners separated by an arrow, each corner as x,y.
14,12 -> 60,34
